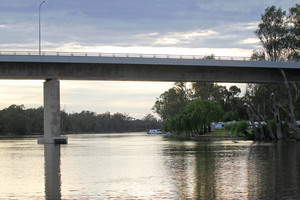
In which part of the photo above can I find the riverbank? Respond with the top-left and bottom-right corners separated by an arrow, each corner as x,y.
0,131 -> 146,139
0,134 -> 42,139
163,129 -> 244,140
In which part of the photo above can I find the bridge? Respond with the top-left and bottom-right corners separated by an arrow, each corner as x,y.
0,51 -> 299,144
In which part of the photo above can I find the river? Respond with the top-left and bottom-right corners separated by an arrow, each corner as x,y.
0,132 -> 299,199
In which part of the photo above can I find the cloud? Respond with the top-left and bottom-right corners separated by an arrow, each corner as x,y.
152,30 -> 218,46
1,1 -> 298,51
240,38 -> 260,45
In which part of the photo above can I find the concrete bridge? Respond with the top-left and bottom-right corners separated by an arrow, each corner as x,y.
0,51 -> 299,144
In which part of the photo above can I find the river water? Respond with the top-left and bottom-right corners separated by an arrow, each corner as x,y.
0,132 -> 300,199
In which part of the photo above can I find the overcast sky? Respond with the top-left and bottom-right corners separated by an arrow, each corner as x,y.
0,0 -> 298,118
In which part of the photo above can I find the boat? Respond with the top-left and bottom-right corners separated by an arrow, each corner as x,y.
147,129 -> 163,134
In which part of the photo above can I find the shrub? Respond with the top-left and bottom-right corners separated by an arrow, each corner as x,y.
225,123 -> 237,131
233,120 -> 249,137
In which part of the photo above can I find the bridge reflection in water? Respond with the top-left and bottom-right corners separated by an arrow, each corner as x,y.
44,144 -> 61,200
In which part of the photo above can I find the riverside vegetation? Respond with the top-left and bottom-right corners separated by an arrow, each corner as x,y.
153,4 -> 300,141
0,105 -> 161,136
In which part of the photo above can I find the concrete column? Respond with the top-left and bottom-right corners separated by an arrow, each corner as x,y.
38,79 -> 67,144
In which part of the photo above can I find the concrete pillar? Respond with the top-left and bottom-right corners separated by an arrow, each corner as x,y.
38,79 -> 67,144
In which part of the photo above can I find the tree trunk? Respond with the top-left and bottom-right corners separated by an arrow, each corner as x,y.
249,104 -> 265,140
257,116 -> 265,140
245,106 -> 259,140
257,106 -> 275,140
208,124 -> 211,132
273,103 -> 283,139
279,69 -> 300,139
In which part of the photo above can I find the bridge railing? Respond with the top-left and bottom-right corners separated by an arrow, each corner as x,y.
0,50 -> 252,61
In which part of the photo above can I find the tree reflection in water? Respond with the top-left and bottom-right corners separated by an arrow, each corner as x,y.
162,139 -> 300,199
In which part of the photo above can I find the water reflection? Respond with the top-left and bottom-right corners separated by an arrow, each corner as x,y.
162,142 -> 218,199
2,134 -> 299,199
162,139 -> 300,199
247,141 -> 300,199
44,144 -> 61,200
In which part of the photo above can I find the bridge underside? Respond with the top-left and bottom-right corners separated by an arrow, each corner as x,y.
0,61 -> 300,83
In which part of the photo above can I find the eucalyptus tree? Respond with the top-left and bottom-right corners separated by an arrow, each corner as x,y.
252,4 -> 300,139
244,84 -> 277,140
288,4 -> 300,60
255,6 -> 289,61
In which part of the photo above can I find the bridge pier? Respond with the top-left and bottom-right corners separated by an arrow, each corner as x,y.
38,79 -> 67,144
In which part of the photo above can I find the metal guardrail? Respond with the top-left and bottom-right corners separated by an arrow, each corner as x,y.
0,51 -> 252,61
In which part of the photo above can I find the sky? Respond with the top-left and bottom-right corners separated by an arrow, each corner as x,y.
0,0 -> 298,119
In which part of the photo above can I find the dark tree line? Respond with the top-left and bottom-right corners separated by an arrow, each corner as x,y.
0,105 -> 161,135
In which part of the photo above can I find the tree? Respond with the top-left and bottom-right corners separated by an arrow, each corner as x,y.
152,82 -> 189,121
223,85 -> 242,112
250,50 -> 266,61
141,114 -> 161,130
25,107 -> 43,134
276,70 -> 300,139
165,99 -> 223,136
252,4 -> 300,140
203,54 -> 215,59
288,4 -> 300,61
244,84 -> 280,140
192,82 -> 227,106
255,6 -> 289,61
255,4 -> 299,62
0,105 -> 27,135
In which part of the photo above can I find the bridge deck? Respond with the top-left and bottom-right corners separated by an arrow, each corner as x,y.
0,54 -> 299,83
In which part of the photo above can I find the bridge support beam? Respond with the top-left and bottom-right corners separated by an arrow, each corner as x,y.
38,79 -> 67,144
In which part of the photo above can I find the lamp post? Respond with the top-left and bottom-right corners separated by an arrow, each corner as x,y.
39,1 -> 46,55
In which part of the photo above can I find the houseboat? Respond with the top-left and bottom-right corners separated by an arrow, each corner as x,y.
147,129 -> 163,134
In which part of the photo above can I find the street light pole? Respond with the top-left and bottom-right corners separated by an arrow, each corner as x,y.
39,1 -> 46,55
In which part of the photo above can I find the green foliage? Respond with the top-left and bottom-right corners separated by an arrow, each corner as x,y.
225,121 -> 249,137
152,82 -> 189,121
225,123 -> 237,132
250,50 -> 266,61
203,54 -> 215,59
0,105 -> 27,135
245,130 -> 255,140
255,4 -> 300,61
255,6 -> 289,61
164,99 -> 223,135
223,111 -> 240,122
288,4 -> 300,61
192,82 -> 227,106
233,121 -> 249,137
